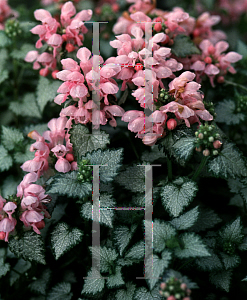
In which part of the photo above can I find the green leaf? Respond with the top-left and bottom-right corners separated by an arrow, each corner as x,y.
188,208 -> 222,232
69,123 -> 110,157
134,286 -> 162,300
115,282 -> 136,300
23,123 -> 48,136
141,145 -> 165,162
85,148 -> 123,182
159,125 -> 194,166
238,236 -> 247,251
47,282 -> 72,300
153,219 -> 177,253
209,270 -> 232,292
170,206 -> 199,230
219,217 -> 244,245
1,175 -> 20,198
113,224 -> 138,256
14,143 -> 35,164
215,99 -> 245,125
196,250 -> 222,271
8,231 -> 46,264
51,222 -> 83,260
9,259 -> 31,286
208,141 -> 247,179
36,77 -> 61,113
11,43 -> 36,60
0,31 -> 11,48
81,268 -> 105,295
81,193 -> 116,228
161,177 -> 198,217
46,171 -> 92,199
0,252 -> 10,278
171,34 -> 200,58
1,126 -> 24,151
172,137 -> 196,162
28,269 -> 51,295
220,253 -> 241,270
174,233 -> 210,258
89,246 -> 118,273
9,93 -> 42,119
0,145 -> 13,172
146,250 -> 172,290
125,240 -> 144,261
0,69 -> 8,84
237,40 -> 247,58
106,266 -> 125,288
116,165 -> 145,193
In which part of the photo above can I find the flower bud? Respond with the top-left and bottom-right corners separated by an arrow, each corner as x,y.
186,289 -> 191,295
175,294 -> 181,299
183,298 -> 191,300
52,70 -> 59,79
213,140 -> 222,149
134,63 -> 143,71
35,220 -> 45,230
167,118 -> 177,130
39,68 -> 49,77
195,146 -> 202,152
203,149 -> 210,156
167,296 -> 176,300
160,282 -> 167,290
204,56 -> 212,64
164,291 -> 170,297
208,45 -> 215,55
180,283 -> 187,290
208,136 -> 214,142
66,43 -> 75,53
0,231 -> 6,240
213,150 -> 218,155
217,76 -> 225,84
154,23 -> 162,32
66,153 -> 74,162
198,133 -> 204,139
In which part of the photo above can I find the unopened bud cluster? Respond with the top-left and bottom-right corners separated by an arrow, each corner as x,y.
222,241 -> 236,255
204,101 -> 217,119
156,89 -> 175,110
195,123 -> 222,157
77,159 -> 92,183
159,277 -> 192,300
4,19 -> 22,38
236,95 -> 247,113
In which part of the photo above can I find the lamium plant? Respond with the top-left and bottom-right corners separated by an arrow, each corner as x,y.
0,0 -> 247,299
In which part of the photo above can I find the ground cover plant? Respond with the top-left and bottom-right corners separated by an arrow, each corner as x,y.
0,0 -> 247,299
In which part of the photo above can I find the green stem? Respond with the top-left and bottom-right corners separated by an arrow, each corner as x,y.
192,156 -> 208,181
167,157 -> 172,181
224,79 -> 247,92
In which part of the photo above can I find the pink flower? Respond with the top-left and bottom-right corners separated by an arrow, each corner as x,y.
20,210 -> 44,234
0,217 -> 17,242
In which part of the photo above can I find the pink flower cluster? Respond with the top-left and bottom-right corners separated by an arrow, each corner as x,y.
55,47 -> 125,129
0,173 -> 51,242
109,25 -> 182,108
25,1 -> 92,76
122,71 -> 213,145
21,117 -> 76,175
0,0 -> 18,30
190,39 -> 242,86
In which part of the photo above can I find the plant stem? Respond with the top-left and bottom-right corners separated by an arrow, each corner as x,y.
192,156 -> 208,181
224,79 -> 247,92
125,132 -> 140,161
167,157 -> 172,181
